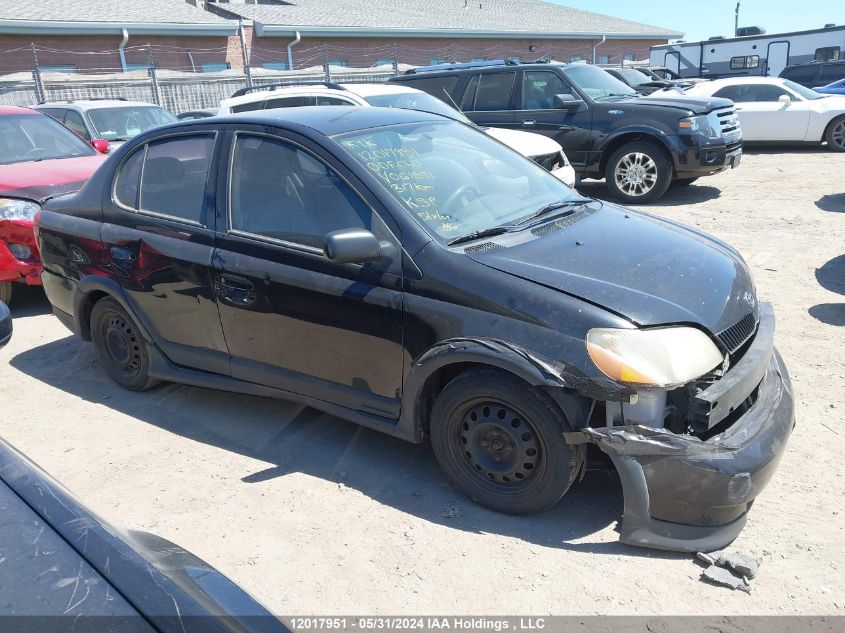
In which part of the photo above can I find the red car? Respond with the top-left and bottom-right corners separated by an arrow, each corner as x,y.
0,106 -> 107,304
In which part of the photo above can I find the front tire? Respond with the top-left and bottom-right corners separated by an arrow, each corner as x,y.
825,115 -> 845,152
430,368 -> 583,515
0,282 -> 12,305
604,141 -> 672,204
90,297 -> 158,391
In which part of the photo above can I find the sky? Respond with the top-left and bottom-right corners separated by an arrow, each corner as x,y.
547,1 -> 841,41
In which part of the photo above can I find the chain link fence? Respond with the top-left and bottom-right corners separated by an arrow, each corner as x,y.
0,63 -> 407,114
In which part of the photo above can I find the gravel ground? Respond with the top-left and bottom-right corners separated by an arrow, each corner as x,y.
1,148 -> 844,616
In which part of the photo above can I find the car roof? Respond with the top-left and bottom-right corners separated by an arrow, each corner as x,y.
35,100 -> 161,109
691,76 -> 792,89
339,83 -> 419,97
0,105 -> 39,116
205,105 -> 445,136
221,84 -> 360,108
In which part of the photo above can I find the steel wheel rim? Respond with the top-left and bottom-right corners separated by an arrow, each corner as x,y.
831,121 -> 845,150
614,152 -> 658,196
458,401 -> 543,489
102,313 -> 142,378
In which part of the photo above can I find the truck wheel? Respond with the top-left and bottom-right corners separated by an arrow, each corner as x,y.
90,297 -> 158,391
605,141 -> 672,203
0,282 -> 11,306
429,367 -> 583,515
824,116 -> 845,152
673,177 -> 699,186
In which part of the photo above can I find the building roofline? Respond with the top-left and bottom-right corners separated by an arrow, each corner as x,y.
255,24 -> 681,40
0,19 -> 237,37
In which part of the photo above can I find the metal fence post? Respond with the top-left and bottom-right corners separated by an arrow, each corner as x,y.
392,59 -> 399,76
31,43 -> 46,103
323,62 -> 332,83
147,46 -> 162,106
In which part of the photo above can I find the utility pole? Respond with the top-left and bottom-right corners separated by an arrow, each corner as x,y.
735,2 -> 741,36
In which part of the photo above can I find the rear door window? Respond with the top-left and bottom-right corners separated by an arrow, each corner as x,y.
469,72 -> 516,111
115,134 -> 215,225
400,75 -> 459,104
782,65 -> 819,84
819,63 -> 845,83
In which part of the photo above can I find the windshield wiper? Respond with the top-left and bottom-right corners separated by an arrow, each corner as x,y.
447,225 -> 521,246
514,199 -> 592,226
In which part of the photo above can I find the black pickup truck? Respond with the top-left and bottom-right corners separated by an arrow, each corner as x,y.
390,60 -> 742,203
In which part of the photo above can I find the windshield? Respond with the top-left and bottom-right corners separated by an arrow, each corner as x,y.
784,80 -> 825,100
362,91 -> 473,124
88,106 -> 177,141
615,68 -> 652,87
335,120 -> 582,242
564,64 -> 638,101
0,113 -> 95,165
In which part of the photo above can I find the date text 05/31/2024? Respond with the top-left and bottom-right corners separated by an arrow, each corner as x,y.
289,618 -> 548,631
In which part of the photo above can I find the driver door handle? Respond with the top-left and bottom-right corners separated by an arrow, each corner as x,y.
522,120 -> 536,127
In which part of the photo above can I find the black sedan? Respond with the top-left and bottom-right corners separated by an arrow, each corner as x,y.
35,107 -> 794,552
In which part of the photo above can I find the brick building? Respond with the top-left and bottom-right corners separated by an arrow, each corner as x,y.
0,0 -> 236,74
0,0 -> 682,74
205,0 -> 682,70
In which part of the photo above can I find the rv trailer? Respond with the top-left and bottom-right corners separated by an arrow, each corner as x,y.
650,24 -> 845,79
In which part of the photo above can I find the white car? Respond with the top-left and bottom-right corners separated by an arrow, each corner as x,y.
677,77 -> 845,151
219,83 -> 576,186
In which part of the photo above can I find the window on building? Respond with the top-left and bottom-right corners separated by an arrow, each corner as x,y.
730,55 -> 760,70
570,55 -> 583,63
229,135 -> 372,249
505,56 -> 521,63
598,55 -> 611,65
470,57 -> 487,63
41,65 -> 76,74
262,61 -> 289,71
815,46 -> 841,61
116,135 -> 215,224
469,72 -> 516,111
201,62 -> 231,73
430,57 -> 447,65
376,57 -> 397,66
326,59 -> 348,67
126,64 -> 151,72
623,54 -> 636,62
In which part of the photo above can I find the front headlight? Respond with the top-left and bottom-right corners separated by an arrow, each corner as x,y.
587,326 -> 725,388
678,114 -> 717,138
0,198 -> 40,222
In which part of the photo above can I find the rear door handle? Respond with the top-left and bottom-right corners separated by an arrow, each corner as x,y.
522,120 -> 536,127
216,274 -> 255,306
218,274 -> 253,290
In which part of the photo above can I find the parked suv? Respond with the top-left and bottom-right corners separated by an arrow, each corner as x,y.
33,99 -> 177,149
218,82 -> 575,186
390,60 -> 742,203
37,107 -> 793,552
780,60 -> 845,88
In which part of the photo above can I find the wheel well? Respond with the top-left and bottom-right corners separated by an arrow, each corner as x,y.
78,290 -> 110,341
822,114 -> 845,143
599,133 -> 673,175
416,362 -> 487,438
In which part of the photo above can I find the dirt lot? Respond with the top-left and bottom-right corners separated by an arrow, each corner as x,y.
1,148 -> 844,615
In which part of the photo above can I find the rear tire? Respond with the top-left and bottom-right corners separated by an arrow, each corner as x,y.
429,367 -> 583,515
673,177 -> 699,186
604,141 -> 672,204
824,115 -> 845,152
90,297 -> 158,391
0,282 -> 11,306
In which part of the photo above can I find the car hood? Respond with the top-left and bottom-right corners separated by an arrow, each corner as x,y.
640,93 -> 734,113
0,155 -> 106,203
468,202 -> 757,334
484,127 -> 564,158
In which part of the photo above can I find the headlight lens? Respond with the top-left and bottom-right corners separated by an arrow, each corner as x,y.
587,326 -> 725,388
679,114 -> 717,138
0,198 -> 40,221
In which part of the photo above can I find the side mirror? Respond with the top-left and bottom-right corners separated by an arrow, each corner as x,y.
92,139 -> 110,154
323,228 -> 382,264
554,94 -> 584,110
778,94 -> 792,104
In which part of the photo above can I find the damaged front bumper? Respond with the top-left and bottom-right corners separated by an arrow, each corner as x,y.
575,303 -> 795,552
0,220 -> 41,285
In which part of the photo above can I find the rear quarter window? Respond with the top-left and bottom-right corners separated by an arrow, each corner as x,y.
397,75 -> 459,104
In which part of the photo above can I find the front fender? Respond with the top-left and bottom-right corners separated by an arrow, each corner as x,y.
397,337 -> 633,443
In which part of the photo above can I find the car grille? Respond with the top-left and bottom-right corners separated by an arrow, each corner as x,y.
532,151 -> 564,172
717,311 -> 758,354
715,106 -> 741,137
